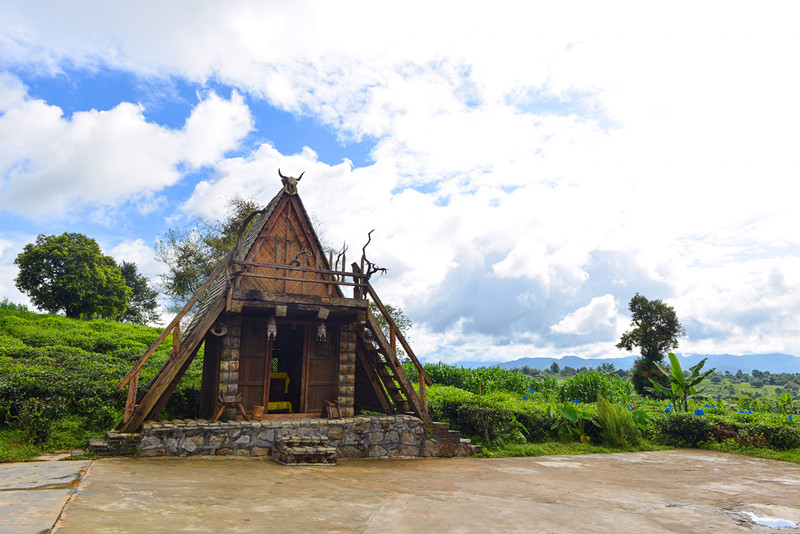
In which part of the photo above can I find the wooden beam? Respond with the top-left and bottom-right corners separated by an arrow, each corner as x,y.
118,248 -> 234,389
172,322 -> 180,359
366,284 -> 432,386
236,271 -> 366,288
122,371 -> 138,424
233,260 -> 370,278
231,289 -> 369,309
118,295 -> 227,432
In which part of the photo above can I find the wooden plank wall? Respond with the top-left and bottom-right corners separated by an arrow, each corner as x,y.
240,197 -> 329,297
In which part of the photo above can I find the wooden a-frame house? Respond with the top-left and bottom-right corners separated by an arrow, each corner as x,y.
115,172 -> 433,436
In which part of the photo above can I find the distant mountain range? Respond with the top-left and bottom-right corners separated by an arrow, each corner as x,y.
460,353 -> 800,374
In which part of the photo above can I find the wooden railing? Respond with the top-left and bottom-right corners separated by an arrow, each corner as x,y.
345,261 -> 432,411
117,249 -> 235,424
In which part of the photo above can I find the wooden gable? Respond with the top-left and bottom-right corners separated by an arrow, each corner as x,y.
239,194 -> 340,298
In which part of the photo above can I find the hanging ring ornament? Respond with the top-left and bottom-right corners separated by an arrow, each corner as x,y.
210,323 -> 228,337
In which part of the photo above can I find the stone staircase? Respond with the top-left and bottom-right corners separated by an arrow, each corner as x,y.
88,431 -> 141,456
273,434 -> 338,466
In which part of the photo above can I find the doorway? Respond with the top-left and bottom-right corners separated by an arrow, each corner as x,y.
238,317 -> 305,415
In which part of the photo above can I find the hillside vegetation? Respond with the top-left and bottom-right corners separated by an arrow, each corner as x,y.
2,302 -> 799,464
0,301 -> 201,461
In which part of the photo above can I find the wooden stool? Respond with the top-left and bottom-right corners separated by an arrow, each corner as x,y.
212,393 -> 250,422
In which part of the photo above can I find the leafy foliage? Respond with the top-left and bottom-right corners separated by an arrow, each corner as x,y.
651,412 -> 714,447
617,293 -> 686,395
14,233 -> 132,319
118,261 -> 160,325
646,353 -> 714,411
557,371 -> 633,404
0,306 -> 201,445
156,196 -> 261,308
406,361 -> 555,398
597,394 -> 640,447
4,397 -> 63,444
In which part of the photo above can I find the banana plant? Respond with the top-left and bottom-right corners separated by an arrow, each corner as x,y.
646,353 -> 715,412
777,392 -> 800,415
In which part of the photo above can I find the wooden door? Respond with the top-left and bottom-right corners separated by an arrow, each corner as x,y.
238,318 -> 268,412
303,327 -> 338,414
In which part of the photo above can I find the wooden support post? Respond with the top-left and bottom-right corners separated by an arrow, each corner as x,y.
390,325 -> 396,354
328,251 -> 334,297
420,378 -> 427,412
351,262 -> 364,300
123,371 -> 139,424
262,338 -> 274,415
172,322 -> 180,359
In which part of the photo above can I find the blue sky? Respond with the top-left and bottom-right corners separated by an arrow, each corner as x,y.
1,2 -> 800,364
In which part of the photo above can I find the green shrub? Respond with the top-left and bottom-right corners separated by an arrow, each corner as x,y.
5,397 -> 64,444
597,395 -> 640,447
741,423 -> 800,450
653,412 -> 713,447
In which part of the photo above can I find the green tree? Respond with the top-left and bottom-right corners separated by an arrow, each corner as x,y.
616,293 -> 686,395
598,362 -> 616,374
14,233 -> 131,319
118,261 -> 160,325
560,366 -> 577,377
549,362 -> 560,374
156,196 -> 261,308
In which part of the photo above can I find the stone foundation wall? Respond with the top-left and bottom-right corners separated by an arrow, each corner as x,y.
136,416 -> 472,459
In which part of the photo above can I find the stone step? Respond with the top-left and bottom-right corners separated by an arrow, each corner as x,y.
274,434 -> 337,466
87,431 -> 141,456
280,434 -> 328,447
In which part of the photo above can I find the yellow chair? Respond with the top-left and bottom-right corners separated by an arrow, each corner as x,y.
268,371 -> 293,413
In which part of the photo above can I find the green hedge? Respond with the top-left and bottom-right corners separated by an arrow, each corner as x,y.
0,307 -> 203,437
427,383 -> 800,451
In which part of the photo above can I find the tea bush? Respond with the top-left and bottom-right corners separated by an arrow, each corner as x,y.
0,306 -> 203,445
651,412 -> 714,447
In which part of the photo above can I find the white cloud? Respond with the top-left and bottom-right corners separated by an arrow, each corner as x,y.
0,76 -> 251,217
0,236 -> 31,307
108,238 -> 164,279
1,4 -> 800,361
550,294 -> 617,336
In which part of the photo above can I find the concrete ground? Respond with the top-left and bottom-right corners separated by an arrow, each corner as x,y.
4,450 -> 800,533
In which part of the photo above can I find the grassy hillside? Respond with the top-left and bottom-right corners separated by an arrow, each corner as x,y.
0,301 -> 202,460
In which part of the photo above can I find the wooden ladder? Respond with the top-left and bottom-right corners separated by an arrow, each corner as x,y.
357,311 -> 430,422
359,340 -> 410,413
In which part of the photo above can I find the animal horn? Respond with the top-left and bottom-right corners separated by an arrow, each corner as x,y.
296,172 -> 304,182
278,168 -> 288,180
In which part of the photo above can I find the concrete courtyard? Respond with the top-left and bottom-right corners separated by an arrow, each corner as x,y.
3,449 -> 800,533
